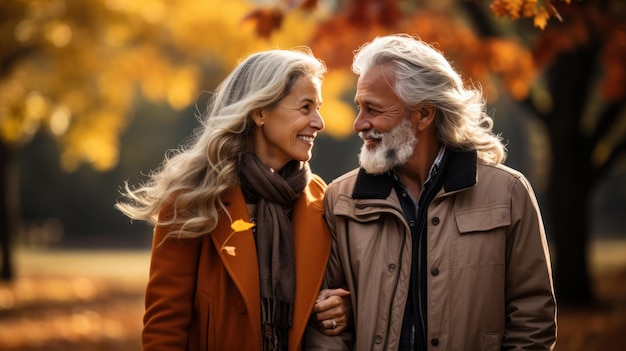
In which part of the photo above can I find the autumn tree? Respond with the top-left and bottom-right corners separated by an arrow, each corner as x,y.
0,0 -> 324,280
247,0 -> 626,305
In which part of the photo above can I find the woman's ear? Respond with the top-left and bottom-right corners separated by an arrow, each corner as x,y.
251,108 -> 265,127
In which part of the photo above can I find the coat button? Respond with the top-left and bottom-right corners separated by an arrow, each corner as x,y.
431,267 -> 439,276
374,335 -> 383,344
388,263 -> 397,272
431,217 -> 440,225
408,220 -> 416,227
431,338 -> 439,346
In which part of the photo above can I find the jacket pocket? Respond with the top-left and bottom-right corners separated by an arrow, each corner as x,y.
454,203 -> 510,233
454,204 -> 510,268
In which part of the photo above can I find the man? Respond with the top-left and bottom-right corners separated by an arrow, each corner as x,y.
304,34 -> 556,350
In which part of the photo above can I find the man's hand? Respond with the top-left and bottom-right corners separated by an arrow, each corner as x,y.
311,288 -> 352,336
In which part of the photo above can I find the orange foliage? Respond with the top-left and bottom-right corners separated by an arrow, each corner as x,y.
531,3 -> 626,101
248,0 -> 626,107
3,0 -> 623,171
490,0 -> 572,29
309,7 -> 537,101
244,0 -> 551,103
243,8 -> 284,39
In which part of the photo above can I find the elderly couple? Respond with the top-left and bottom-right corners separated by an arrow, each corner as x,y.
117,34 -> 557,351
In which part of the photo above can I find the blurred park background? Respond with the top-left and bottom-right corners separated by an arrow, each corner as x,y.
1,0 -> 625,350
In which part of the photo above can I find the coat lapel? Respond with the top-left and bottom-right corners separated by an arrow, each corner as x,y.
210,187 -> 261,336
289,185 -> 332,348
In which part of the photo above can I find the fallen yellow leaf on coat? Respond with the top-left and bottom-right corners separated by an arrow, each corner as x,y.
231,219 -> 256,232
223,246 -> 237,256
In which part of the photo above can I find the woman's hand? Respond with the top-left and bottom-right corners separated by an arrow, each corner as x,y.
311,288 -> 352,336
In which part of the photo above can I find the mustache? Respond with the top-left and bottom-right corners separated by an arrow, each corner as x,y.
358,130 -> 385,139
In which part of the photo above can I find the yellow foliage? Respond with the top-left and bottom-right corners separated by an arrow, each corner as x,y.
59,108 -> 127,172
320,69 -> 356,139
1,0 -> 321,172
49,106 -> 71,136
0,0 -> 571,172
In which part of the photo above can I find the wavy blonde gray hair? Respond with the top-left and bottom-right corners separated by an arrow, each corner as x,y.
116,49 -> 326,239
352,34 -> 506,164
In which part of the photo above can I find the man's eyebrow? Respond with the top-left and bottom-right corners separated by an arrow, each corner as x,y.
355,96 -> 383,108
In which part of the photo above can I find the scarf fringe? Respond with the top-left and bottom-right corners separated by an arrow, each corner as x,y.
261,298 -> 293,351
261,298 -> 294,328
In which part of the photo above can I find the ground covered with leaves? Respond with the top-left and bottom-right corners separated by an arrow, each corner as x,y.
0,249 -> 624,351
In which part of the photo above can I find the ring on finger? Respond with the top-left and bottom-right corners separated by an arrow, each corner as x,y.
330,319 -> 337,329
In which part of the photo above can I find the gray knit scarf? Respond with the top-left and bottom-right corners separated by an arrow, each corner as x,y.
239,152 -> 311,351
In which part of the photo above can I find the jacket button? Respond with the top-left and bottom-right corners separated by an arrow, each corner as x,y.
408,220 -> 416,227
431,267 -> 439,276
431,338 -> 439,346
388,263 -> 397,272
374,335 -> 383,344
431,217 -> 440,225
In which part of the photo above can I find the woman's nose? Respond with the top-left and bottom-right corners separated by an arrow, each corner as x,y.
312,110 -> 325,131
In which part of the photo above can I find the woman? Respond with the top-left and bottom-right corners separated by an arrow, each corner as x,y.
116,49 -> 350,351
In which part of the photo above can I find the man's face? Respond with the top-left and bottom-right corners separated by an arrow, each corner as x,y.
354,65 -> 417,174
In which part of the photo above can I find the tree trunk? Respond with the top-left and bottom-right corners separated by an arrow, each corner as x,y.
0,140 -> 14,281
548,159 -> 593,304
546,42 -> 598,305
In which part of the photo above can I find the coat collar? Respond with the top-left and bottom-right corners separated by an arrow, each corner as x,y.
351,148 -> 478,199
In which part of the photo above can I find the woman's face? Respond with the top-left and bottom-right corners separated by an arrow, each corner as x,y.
252,75 -> 324,171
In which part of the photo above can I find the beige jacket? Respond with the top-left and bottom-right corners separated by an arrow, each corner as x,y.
304,150 -> 556,351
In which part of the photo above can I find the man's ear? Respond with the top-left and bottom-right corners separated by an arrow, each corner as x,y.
251,108 -> 265,127
415,105 -> 436,131
419,105 -> 436,120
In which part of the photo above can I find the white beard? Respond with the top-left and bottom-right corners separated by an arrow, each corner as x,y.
358,118 -> 417,175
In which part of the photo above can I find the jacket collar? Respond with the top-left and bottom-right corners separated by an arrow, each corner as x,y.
352,148 -> 478,199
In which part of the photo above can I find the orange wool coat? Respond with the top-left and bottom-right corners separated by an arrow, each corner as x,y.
142,175 -> 331,351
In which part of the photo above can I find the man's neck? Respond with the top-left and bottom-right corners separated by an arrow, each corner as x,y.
395,142 -> 443,201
